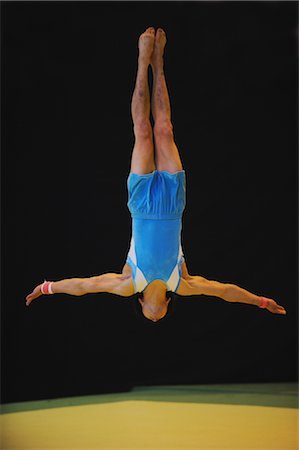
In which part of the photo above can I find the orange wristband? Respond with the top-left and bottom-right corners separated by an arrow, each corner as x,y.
259,296 -> 269,308
41,281 -> 54,294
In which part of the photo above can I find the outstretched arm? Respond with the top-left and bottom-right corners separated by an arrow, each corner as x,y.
25,273 -> 134,306
176,275 -> 287,315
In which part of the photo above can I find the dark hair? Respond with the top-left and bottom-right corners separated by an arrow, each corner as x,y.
133,291 -> 175,324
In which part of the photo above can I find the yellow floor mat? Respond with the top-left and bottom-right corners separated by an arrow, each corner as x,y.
1,400 -> 298,449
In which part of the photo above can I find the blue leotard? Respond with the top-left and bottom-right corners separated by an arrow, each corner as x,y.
126,170 -> 186,293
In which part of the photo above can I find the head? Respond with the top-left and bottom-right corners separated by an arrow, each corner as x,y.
135,281 -> 174,323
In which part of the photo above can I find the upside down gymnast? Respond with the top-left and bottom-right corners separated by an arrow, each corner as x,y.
26,27 -> 287,322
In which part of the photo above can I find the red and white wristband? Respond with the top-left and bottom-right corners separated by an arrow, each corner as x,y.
41,281 -> 54,295
259,296 -> 270,309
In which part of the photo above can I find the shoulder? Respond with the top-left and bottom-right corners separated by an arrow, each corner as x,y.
175,275 -> 209,296
109,267 -> 134,297
175,276 -> 194,295
114,275 -> 135,297
122,263 -> 133,276
94,272 -> 135,297
181,261 -> 193,280
176,275 -> 227,298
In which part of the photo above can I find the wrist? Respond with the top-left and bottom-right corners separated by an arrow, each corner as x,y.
259,296 -> 270,309
40,281 -> 54,295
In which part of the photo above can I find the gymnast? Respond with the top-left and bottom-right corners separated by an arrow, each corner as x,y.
25,27 -> 287,322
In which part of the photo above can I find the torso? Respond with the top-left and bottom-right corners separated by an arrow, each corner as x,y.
124,169 -> 188,296
126,217 -> 185,293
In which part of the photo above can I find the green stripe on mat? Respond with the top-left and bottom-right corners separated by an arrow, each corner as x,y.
1,383 -> 297,414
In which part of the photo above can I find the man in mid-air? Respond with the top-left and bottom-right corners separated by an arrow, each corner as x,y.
26,28 -> 287,322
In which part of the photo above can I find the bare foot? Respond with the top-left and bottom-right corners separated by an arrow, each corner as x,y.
151,28 -> 167,70
138,27 -> 155,64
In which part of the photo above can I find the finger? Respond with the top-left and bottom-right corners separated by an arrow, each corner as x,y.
25,293 -> 37,305
26,294 -> 37,305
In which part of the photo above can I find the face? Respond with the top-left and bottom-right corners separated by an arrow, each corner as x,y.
138,294 -> 171,322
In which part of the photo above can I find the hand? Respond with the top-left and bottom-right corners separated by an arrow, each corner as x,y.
26,284 -> 42,306
266,299 -> 287,315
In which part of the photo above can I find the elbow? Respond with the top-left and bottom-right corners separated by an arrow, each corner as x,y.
74,279 -> 90,296
222,283 -> 237,302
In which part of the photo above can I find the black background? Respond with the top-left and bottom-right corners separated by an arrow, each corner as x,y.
2,1 -> 298,403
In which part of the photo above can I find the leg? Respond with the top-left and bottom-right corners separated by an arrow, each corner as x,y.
151,29 -> 183,173
130,27 -> 155,175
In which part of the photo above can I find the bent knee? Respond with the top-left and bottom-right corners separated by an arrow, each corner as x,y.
154,120 -> 174,140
